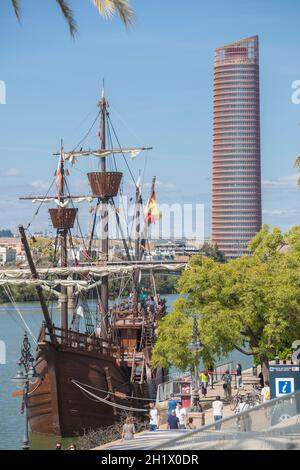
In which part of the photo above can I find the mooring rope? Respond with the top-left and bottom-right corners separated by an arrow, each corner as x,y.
71,380 -> 149,412
72,378 -> 154,401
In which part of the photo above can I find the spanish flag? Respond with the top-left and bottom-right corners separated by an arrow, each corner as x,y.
145,189 -> 161,225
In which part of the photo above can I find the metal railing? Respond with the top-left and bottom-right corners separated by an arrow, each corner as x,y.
152,390 -> 300,450
156,360 -> 235,403
156,372 -> 191,403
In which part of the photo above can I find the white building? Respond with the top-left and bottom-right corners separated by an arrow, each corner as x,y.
0,246 -> 17,265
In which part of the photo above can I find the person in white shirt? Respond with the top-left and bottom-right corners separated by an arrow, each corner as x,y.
212,396 -> 223,431
149,402 -> 160,431
236,400 -> 252,432
175,403 -> 187,429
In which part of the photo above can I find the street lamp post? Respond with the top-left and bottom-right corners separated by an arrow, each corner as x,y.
188,316 -> 203,412
11,333 -> 38,451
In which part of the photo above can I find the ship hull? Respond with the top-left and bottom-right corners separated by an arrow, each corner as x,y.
28,343 -> 148,437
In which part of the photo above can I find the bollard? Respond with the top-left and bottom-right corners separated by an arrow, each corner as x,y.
201,412 -> 205,426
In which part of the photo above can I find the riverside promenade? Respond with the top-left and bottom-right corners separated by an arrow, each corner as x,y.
93,370 -> 260,450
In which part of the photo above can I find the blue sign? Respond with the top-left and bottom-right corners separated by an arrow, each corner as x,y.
275,378 -> 294,397
269,365 -> 300,400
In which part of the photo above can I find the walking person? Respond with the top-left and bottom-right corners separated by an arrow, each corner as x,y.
167,409 -> 180,430
175,402 -> 187,429
236,399 -> 252,432
186,417 -> 196,430
149,402 -> 160,431
200,370 -> 209,397
167,393 -> 179,416
212,396 -> 224,431
207,364 -> 214,389
236,363 -> 243,389
222,370 -> 232,400
121,416 -> 135,441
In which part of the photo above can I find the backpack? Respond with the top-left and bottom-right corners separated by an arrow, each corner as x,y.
263,387 -> 270,401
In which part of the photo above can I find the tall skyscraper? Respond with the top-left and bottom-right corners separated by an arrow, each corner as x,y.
212,36 -> 262,259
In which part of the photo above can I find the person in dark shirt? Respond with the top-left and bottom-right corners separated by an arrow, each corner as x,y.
236,363 -> 243,388
167,410 -> 180,430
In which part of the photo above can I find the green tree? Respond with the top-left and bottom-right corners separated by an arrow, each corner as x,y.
199,242 -> 226,263
153,226 -> 300,381
29,236 -> 55,266
11,0 -> 134,37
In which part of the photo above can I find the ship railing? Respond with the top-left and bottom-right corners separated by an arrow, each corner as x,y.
113,316 -> 143,327
43,325 -> 117,357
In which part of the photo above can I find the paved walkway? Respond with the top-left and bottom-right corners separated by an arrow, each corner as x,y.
94,415 -> 300,451
93,372 -> 260,450
94,430 -> 186,450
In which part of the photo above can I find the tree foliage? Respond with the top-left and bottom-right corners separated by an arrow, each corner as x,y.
152,225 -> 300,379
199,242 -> 227,263
29,236 -> 55,266
11,0 -> 134,37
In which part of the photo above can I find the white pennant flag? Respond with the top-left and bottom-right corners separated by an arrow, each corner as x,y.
130,149 -> 142,160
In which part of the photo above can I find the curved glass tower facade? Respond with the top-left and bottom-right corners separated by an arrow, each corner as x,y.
212,36 -> 262,259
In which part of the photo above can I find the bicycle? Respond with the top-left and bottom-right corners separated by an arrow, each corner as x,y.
230,391 -> 245,411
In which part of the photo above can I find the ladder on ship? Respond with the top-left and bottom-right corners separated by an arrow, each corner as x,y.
130,349 -> 145,384
142,314 -> 154,349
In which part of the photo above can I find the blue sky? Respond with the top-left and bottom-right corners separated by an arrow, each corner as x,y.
0,0 -> 300,237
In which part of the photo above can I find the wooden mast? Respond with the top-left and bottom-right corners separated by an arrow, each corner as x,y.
134,181 -> 142,261
18,225 -> 56,343
140,176 -> 156,260
99,87 -> 109,339
59,142 -> 69,343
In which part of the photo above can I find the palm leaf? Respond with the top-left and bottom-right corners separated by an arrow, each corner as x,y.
295,156 -> 300,187
295,155 -> 300,169
56,0 -> 78,37
91,0 -> 135,27
11,0 -> 21,21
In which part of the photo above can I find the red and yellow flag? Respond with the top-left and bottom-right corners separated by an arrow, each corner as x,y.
145,190 -> 161,225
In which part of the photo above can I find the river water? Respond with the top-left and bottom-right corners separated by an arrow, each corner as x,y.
0,295 -> 252,450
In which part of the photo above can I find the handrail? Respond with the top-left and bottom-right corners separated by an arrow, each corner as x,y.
152,389 -> 300,450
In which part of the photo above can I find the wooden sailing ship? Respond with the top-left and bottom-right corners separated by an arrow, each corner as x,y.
6,90 -> 185,437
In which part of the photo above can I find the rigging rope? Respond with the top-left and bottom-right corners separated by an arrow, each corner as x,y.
25,177 -> 56,230
70,110 -> 101,153
3,285 -> 37,343
107,112 -> 136,185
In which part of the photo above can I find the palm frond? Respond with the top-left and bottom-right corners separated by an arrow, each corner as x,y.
91,0 -> 135,27
11,0 -> 21,22
56,0 -> 78,37
295,155 -> 300,169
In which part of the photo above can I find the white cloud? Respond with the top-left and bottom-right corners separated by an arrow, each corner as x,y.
262,209 -> 299,216
31,180 -> 49,191
143,179 -> 177,192
262,174 -> 298,188
5,168 -> 22,177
